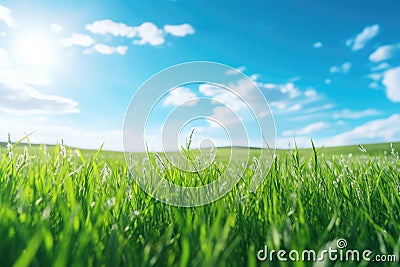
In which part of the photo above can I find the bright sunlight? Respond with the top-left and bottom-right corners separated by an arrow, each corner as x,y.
13,31 -> 59,69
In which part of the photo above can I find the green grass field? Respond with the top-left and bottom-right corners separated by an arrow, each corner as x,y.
0,140 -> 399,266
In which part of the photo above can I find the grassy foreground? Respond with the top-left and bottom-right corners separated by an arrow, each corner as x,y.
0,141 -> 399,266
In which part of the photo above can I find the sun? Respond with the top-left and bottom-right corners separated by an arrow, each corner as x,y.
13,31 -> 59,70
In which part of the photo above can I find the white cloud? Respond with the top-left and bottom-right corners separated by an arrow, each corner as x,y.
249,74 -> 259,81
282,121 -> 329,137
50,23 -> 63,32
371,62 -> 390,71
133,22 -> 164,46
163,86 -> 199,107
368,72 -> 383,81
199,79 -> 267,114
329,62 -> 351,74
0,79 -> 79,115
369,81 -> 380,89
85,19 -> 194,47
85,44 -> 128,55
270,101 -> 287,110
369,44 -> 400,62
0,5 -> 14,27
262,83 -> 277,90
367,72 -> 384,89
279,82 -> 301,98
61,33 -> 96,47
303,104 -> 333,114
346,24 -> 379,51
286,104 -> 302,112
199,83 -> 247,111
86,19 -> 137,37
198,79 -> 274,132
329,66 -> 340,73
278,115 -> 400,148
333,108 -> 381,119
225,66 -> 246,75
164,23 -> 194,37
382,66 -> 400,102
116,46 -> 128,55
325,78 -> 331,84
261,81 -> 323,115
236,66 -> 246,72
313,42 -> 323,48
304,88 -> 317,97
208,105 -> 242,126
0,48 -> 10,68
329,114 -> 400,145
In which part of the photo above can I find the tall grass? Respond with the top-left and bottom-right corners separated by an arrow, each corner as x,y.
0,139 -> 399,266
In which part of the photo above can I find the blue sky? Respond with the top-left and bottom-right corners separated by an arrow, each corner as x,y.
0,0 -> 399,151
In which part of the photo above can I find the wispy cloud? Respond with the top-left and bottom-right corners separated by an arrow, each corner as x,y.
85,44 -> 128,55
371,62 -> 390,71
164,24 -> 195,37
369,81 -> 380,90
199,83 -> 246,111
346,24 -> 379,51
329,114 -> 400,145
368,73 -> 383,81
0,79 -> 79,115
279,114 -> 400,148
369,44 -> 400,62
282,121 -> 329,137
367,71 -> 385,89
86,19 -> 195,46
163,87 -> 199,107
86,19 -> 136,37
0,5 -> 15,27
207,105 -> 242,126
260,80 -> 325,116
279,82 -> 301,98
185,79 -> 273,133
313,41 -> 323,48
333,108 -> 381,119
286,104 -> 302,112
304,88 -> 317,97
329,62 -> 351,74
382,67 -> 400,102
303,104 -> 333,114
368,74 -> 382,89
61,33 -> 96,47
225,66 -> 246,75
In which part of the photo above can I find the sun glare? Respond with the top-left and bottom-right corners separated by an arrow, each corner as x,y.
14,32 -> 59,69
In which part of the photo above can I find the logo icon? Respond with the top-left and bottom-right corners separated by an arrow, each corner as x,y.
123,61 -> 276,207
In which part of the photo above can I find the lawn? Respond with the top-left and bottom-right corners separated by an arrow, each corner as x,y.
0,140 -> 399,266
